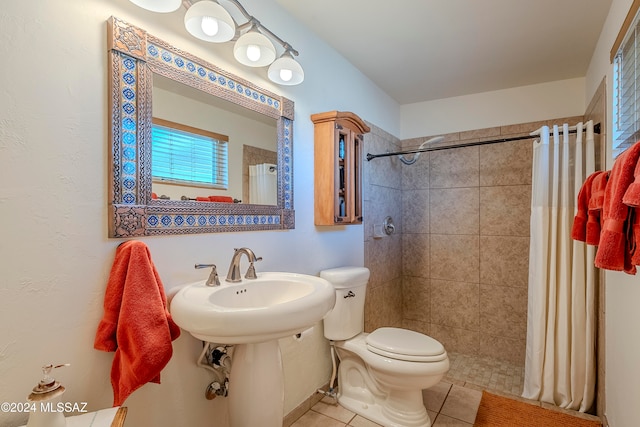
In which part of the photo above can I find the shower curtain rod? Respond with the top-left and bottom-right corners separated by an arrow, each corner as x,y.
365,122 -> 601,161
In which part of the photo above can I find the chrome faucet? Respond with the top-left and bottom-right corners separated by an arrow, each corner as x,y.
226,248 -> 262,283
195,264 -> 221,287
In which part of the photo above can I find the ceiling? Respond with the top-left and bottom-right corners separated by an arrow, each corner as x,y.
276,0 -> 612,105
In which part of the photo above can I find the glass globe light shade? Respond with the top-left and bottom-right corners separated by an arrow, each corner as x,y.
128,0 -> 182,13
234,30 -> 276,67
184,0 -> 236,43
268,53 -> 304,85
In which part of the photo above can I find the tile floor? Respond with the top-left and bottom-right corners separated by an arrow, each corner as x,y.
292,380 -> 480,427
290,352 -> 599,427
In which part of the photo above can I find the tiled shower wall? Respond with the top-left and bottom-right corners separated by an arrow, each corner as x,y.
398,116 -> 583,365
362,123 -> 404,331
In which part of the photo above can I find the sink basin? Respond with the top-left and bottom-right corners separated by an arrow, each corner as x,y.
170,272 -> 336,344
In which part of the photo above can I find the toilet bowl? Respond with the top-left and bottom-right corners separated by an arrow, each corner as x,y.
321,267 -> 449,427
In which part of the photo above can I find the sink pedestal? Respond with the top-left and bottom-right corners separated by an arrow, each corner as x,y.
228,340 -> 284,427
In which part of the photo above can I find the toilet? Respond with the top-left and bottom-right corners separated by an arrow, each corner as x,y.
321,266 -> 449,427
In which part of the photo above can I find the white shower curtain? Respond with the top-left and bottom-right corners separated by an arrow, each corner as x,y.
523,121 -> 597,412
249,163 -> 277,205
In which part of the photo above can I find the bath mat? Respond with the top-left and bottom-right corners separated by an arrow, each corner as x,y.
473,391 -> 602,427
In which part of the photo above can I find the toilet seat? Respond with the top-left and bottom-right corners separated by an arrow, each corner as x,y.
366,327 -> 447,362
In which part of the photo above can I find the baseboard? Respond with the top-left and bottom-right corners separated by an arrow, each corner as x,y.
283,382 -> 330,427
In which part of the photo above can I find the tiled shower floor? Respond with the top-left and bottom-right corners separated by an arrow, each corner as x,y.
445,352 -> 525,396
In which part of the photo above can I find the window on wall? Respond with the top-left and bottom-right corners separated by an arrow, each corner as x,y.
151,118 -> 229,189
612,0 -> 640,157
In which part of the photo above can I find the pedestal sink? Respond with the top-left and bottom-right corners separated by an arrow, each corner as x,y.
170,272 -> 336,427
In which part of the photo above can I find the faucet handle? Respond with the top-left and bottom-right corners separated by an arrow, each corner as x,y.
245,263 -> 257,280
244,257 -> 262,280
195,264 -> 221,287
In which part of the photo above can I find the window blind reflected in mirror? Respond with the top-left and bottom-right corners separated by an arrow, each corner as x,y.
152,118 -> 229,189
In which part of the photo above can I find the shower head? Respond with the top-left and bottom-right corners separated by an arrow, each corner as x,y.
398,135 -> 445,165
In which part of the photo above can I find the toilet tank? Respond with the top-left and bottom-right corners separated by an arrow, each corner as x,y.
320,266 -> 370,341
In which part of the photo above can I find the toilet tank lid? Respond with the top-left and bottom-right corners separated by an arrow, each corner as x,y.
366,327 -> 445,357
319,266 -> 370,289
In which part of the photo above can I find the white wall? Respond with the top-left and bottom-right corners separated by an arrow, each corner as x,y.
585,1 -> 640,426
400,77 -> 586,138
0,1 -> 399,426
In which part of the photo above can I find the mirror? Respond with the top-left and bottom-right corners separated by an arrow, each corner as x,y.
107,17 -> 294,237
152,74 -> 278,205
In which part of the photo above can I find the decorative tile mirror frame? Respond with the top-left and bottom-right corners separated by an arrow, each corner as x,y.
107,16 -> 295,237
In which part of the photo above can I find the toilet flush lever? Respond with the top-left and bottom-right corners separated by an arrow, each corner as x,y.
344,291 -> 356,299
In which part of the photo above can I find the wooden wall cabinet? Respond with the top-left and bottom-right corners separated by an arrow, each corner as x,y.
311,111 -> 370,225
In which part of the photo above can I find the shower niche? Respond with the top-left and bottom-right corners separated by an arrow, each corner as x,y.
311,111 -> 370,225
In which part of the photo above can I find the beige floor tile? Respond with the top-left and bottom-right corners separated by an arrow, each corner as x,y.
432,414 -> 474,426
291,410 -> 346,427
427,410 -> 438,424
439,385 -> 482,424
347,415 -> 383,426
311,399 -> 356,424
423,380 -> 452,412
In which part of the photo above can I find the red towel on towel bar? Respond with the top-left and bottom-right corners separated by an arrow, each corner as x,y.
209,195 -> 234,203
595,142 -> 640,274
94,240 -> 181,406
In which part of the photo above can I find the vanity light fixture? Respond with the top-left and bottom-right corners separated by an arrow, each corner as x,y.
127,0 -> 305,86
128,0 -> 182,13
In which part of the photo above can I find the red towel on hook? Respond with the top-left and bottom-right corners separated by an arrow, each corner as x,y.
572,171 -> 602,244
94,240 -> 181,406
595,142 -> 640,274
